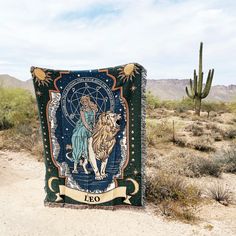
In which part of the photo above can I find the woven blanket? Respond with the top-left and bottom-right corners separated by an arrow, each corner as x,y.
31,63 -> 146,208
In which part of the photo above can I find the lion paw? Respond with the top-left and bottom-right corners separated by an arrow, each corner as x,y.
101,173 -> 108,179
95,175 -> 103,181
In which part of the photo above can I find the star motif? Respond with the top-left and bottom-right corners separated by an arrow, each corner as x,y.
130,85 -> 137,92
36,90 -> 42,96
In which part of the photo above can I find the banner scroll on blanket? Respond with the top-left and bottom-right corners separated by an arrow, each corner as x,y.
31,63 -> 146,208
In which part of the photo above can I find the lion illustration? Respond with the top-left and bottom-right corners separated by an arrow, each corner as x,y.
88,111 -> 121,180
66,110 -> 121,180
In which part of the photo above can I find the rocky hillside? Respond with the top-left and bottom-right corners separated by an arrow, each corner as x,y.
0,74 -> 34,93
147,79 -> 236,102
0,74 -> 235,102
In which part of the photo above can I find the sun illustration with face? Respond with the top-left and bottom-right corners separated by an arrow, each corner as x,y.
117,63 -> 139,82
32,68 -> 52,86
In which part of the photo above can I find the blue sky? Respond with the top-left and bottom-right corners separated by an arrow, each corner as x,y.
0,0 -> 235,85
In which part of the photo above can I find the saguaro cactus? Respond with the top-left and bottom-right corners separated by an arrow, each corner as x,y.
186,42 -> 214,116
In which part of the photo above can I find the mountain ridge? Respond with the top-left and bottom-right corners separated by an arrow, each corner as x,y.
0,74 -> 235,102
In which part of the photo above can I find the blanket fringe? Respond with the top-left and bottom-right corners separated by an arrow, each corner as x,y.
44,201 -> 145,211
140,64 -> 147,207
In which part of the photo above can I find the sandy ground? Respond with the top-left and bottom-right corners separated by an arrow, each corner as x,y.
0,151 -> 236,236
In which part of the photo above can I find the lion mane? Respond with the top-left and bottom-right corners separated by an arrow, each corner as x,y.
92,111 -> 120,161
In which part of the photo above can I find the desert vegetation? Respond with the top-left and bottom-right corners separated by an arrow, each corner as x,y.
146,91 -> 236,222
0,87 -> 43,160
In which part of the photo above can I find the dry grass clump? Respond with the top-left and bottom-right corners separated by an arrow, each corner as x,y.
224,129 -> 236,140
192,137 -> 215,152
174,136 -> 215,152
205,183 -> 233,205
184,156 -> 222,178
151,146 -> 236,178
146,171 -> 200,222
214,145 -> 236,173
173,136 -> 187,147
155,151 -> 223,178
205,123 -> 236,141
147,119 -> 173,147
1,123 -> 44,161
185,123 -> 204,136
147,122 -> 159,146
205,123 -> 223,133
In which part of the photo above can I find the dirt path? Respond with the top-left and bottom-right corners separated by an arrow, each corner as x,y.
0,150 -> 236,236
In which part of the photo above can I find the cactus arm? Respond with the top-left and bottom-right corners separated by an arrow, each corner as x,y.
197,42 -> 203,95
189,78 -> 194,94
201,69 -> 214,98
186,86 -> 195,99
193,69 -> 198,96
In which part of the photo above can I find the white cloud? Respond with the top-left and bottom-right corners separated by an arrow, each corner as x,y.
0,0 -> 235,85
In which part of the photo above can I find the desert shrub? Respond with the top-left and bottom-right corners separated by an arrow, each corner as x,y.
201,101 -> 230,117
193,143 -> 215,152
0,116 -> 13,130
192,137 -> 215,152
224,129 -> 236,140
197,159 -> 222,177
0,87 -> 36,130
232,118 -> 236,123
0,87 -> 43,160
185,123 -> 204,136
147,119 -> 173,146
214,146 -> 236,173
158,200 -> 198,222
146,122 -> 159,146
146,92 -> 194,113
206,183 -> 233,205
146,172 -> 200,222
205,123 -> 223,133
201,102 -> 216,118
157,98 -> 194,113
175,98 -> 194,113
146,172 -> 200,203
181,156 -> 222,178
205,123 -> 226,141
174,136 -> 187,147
228,101 -> 236,114
179,146 -> 236,177
146,91 -> 161,109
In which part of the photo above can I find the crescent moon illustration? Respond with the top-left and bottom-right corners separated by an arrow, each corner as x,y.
126,178 -> 139,195
48,177 -> 59,192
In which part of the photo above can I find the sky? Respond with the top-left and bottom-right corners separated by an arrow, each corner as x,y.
0,0 -> 235,85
